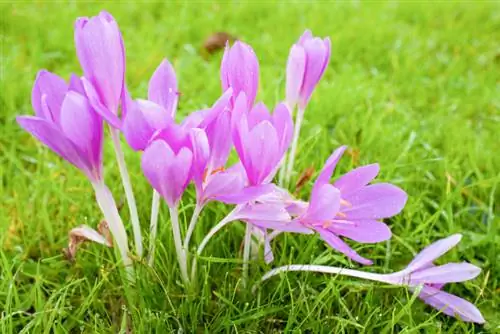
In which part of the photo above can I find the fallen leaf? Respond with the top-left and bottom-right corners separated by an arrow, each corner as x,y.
203,32 -> 236,55
64,223 -> 112,262
294,166 -> 315,195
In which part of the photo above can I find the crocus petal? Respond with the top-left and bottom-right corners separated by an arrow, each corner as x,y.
417,285 -> 485,323
251,219 -> 313,234
82,78 -> 122,128
214,184 -> 276,205
141,140 -> 193,207
190,128 -> 210,191
148,59 -> 178,118
299,37 -> 329,108
231,92 -> 250,166
297,29 -> 313,45
314,146 -> 347,187
315,227 -> 373,265
233,203 -> 290,223
248,102 -> 272,129
69,225 -> 112,247
220,41 -> 259,107
409,263 -> 481,285
342,183 -> 408,220
17,116 -> 94,180
31,70 -> 68,123
285,44 -> 306,109
244,120 -> 279,185
68,74 -> 85,95
59,91 -> 103,176
263,230 -> 274,264
205,109 -> 232,171
74,11 -> 124,115
333,163 -> 380,197
307,183 -> 341,222
272,103 -> 294,154
406,234 -> 462,272
152,122 -> 192,154
122,98 -> 171,151
331,219 -> 391,243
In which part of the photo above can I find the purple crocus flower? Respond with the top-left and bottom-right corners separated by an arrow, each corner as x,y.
221,41 -> 259,108
17,70 -> 103,183
286,30 -> 331,110
256,146 -> 407,265
231,93 -> 293,186
259,234 -> 485,323
75,11 -> 125,128
122,59 -> 178,151
141,124 -> 194,208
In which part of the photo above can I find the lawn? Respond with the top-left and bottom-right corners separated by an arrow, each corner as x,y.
1,1 -> 499,332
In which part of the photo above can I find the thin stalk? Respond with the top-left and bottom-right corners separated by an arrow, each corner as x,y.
242,223 -> 252,288
278,151 -> 287,186
191,208 -> 237,280
147,189 -> 161,266
183,203 -> 204,251
284,107 -> 305,186
169,205 -> 189,285
109,126 -> 143,257
255,264 -> 400,292
92,181 -> 133,279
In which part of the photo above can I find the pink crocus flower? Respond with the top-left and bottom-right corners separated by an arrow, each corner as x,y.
258,234 -> 485,324
74,11 -> 126,128
17,70 -> 103,183
220,41 -> 259,108
231,93 -> 294,186
254,146 -> 407,265
286,30 -> 331,110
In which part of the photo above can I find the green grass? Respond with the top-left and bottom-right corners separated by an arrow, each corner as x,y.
1,1 -> 499,332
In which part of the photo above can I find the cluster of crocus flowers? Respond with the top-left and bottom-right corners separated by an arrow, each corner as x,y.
16,10 -> 485,324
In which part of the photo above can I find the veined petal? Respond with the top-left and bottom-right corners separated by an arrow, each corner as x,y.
31,70 -> 68,123
248,102 -> 272,129
409,262 -> 481,284
244,120 -> 279,185
307,183 -> 340,222
233,203 -> 290,223
148,59 -> 178,118
214,183 -> 275,205
342,183 -> 407,219
314,146 -> 347,187
190,128 -> 210,191
69,74 -> 85,95
82,78 -> 122,128
251,218 -> 312,234
272,103 -> 294,154
315,227 -> 373,265
417,285 -> 485,323
331,219 -> 391,243
205,109 -> 232,171
406,234 -> 463,272
285,44 -> 306,109
17,116 -> 94,180
333,163 -> 380,196
299,37 -> 329,108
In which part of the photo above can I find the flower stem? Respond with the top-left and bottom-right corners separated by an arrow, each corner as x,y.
278,151 -> 287,186
92,181 -> 133,279
183,203 -> 204,251
285,107 -> 305,186
254,264 -> 398,292
109,126 -> 143,258
169,205 -> 189,285
191,209 -> 236,280
147,189 -> 161,266
242,223 -> 252,288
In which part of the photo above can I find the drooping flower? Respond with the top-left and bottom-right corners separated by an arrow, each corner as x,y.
220,41 -> 259,108
231,93 -> 293,186
286,30 -> 331,110
74,11 -> 125,128
122,59 -> 178,151
258,234 -> 485,324
17,70 -> 103,183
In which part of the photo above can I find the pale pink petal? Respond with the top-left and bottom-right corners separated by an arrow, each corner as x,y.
314,146 -> 347,187
331,219 -> 391,243
148,59 -> 178,118
406,234 -> 462,272
285,44 -> 306,109
333,163 -> 380,196
316,227 -> 373,265
410,262 -> 481,284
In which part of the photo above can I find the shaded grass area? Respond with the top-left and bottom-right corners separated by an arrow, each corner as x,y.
1,1 -> 499,332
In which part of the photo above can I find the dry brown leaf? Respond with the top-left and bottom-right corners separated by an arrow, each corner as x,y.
63,222 -> 112,262
203,32 -> 236,54
294,166 -> 315,195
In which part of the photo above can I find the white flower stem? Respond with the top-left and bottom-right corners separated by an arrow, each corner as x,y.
285,107 -> 305,186
92,181 -> 133,279
183,203 -> 204,251
109,126 -> 143,258
255,264 -> 400,292
169,205 -> 189,285
191,209 -> 236,280
242,223 -> 252,288
278,151 -> 287,186
147,189 -> 161,266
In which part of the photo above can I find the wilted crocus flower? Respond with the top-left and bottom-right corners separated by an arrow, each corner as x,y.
221,41 -> 259,108
122,59 -> 177,151
75,11 -> 125,128
261,146 -> 407,265
232,93 -> 293,186
257,234 -> 485,323
286,30 -> 331,110
17,70 -> 131,269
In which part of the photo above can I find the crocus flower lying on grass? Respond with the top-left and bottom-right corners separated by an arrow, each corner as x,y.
256,234 -> 485,323
16,9 -> 485,324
